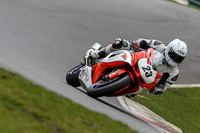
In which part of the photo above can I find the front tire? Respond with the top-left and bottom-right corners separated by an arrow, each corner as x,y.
87,73 -> 132,97
66,64 -> 83,87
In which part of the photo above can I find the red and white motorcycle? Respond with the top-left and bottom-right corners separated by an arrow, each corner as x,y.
66,43 -> 165,97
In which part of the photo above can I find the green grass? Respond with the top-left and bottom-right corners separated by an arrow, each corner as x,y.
133,88 -> 200,133
0,67 -> 137,133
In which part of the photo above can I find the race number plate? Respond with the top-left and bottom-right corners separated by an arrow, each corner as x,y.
138,58 -> 157,84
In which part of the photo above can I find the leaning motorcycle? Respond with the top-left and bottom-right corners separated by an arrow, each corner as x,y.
66,43 -> 165,98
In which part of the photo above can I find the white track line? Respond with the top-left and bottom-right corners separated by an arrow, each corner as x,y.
170,84 -> 200,88
173,0 -> 188,5
118,96 -> 182,133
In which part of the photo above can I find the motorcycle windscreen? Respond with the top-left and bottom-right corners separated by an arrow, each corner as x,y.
101,50 -> 132,65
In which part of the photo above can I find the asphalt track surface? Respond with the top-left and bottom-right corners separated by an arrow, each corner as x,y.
0,0 -> 200,132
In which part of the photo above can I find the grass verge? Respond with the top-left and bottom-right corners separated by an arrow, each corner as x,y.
133,87 -> 200,133
0,67 -> 137,133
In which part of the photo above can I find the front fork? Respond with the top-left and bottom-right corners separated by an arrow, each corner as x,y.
84,55 -> 89,66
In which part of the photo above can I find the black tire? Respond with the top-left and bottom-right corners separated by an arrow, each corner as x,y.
66,64 -> 83,87
87,73 -> 132,97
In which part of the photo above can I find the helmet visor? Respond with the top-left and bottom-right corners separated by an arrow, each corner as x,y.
168,48 -> 185,63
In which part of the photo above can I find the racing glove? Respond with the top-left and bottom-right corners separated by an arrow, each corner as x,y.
113,38 -> 123,48
112,38 -> 129,49
135,38 -> 150,50
149,73 -> 170,95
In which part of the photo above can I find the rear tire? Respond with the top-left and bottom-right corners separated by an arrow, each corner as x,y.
87,73 -> 132,97
66,64 -> 83,87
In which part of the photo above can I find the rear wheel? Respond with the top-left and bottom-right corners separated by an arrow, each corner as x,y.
66,64 -> 84,87
87,73 -> 132,97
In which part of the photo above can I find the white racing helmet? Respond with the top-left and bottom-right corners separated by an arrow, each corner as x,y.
165,39 -> 188,67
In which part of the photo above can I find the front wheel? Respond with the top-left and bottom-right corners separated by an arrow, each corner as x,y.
66,64 -> 84,87
87,73 -> 132,97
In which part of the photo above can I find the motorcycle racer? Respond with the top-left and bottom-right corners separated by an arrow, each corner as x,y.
86,38 -> 188,96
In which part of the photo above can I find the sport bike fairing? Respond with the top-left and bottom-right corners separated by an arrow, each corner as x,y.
79,66 -> 92,89
79,49 -> 164,93
91,50 -> 134,84
79,50 -> 133,90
